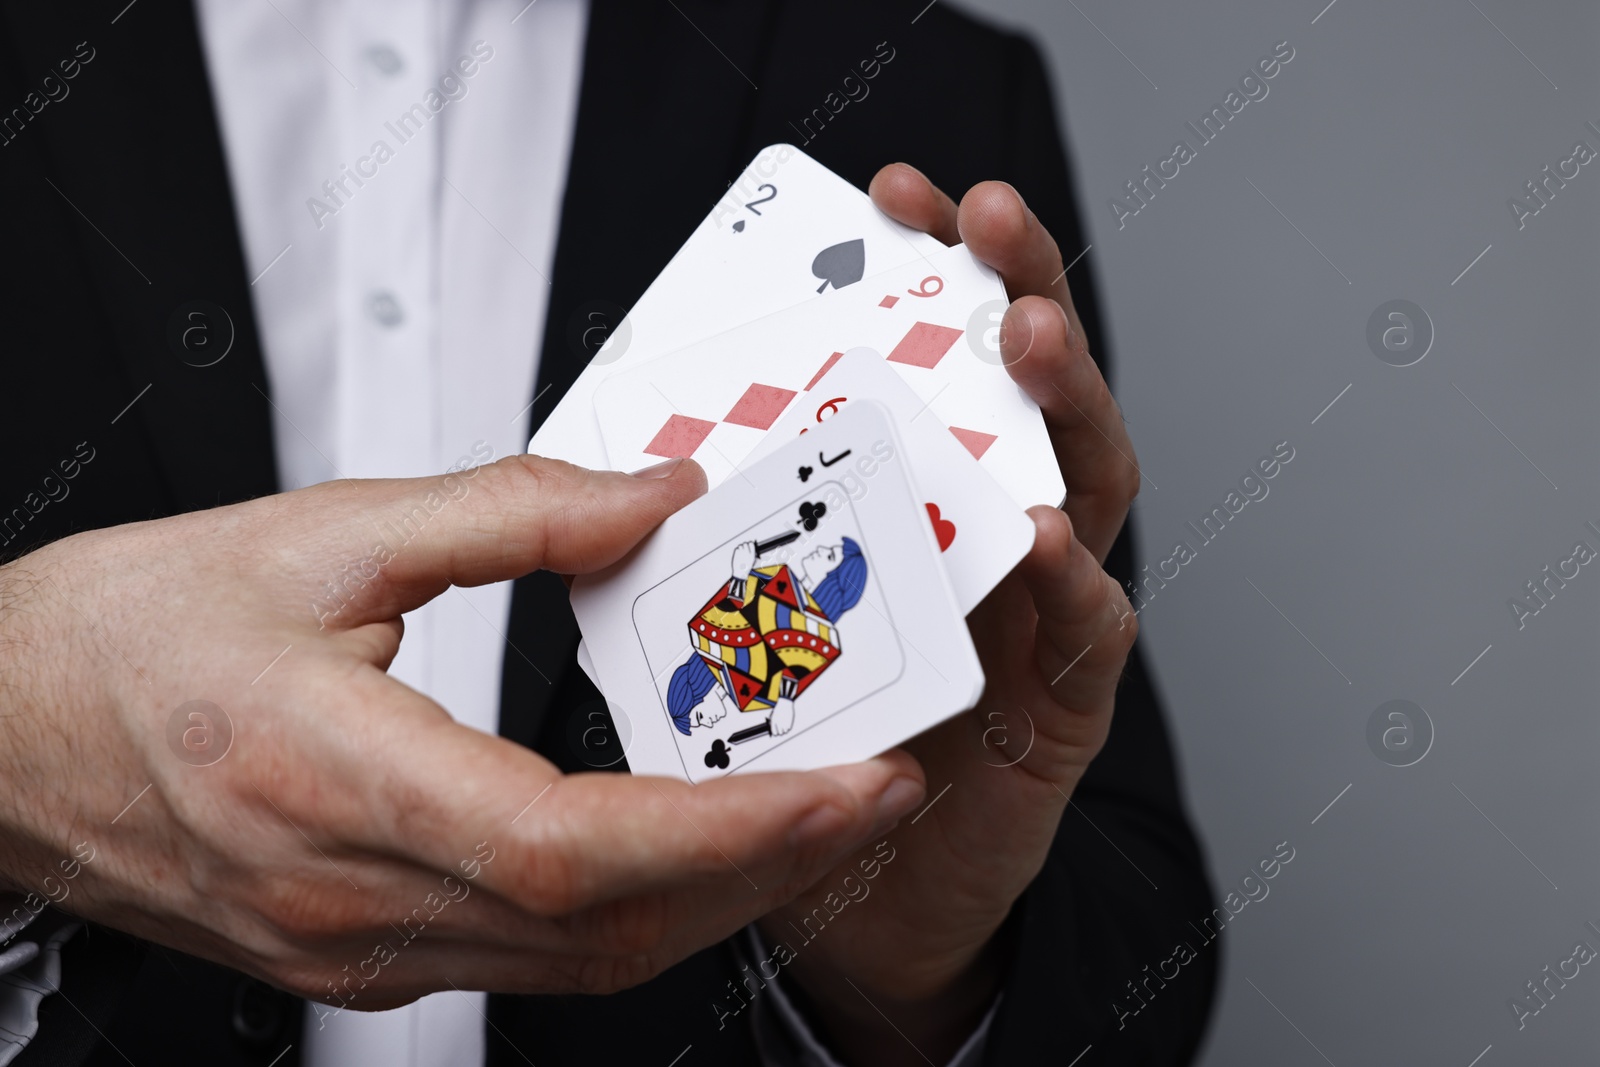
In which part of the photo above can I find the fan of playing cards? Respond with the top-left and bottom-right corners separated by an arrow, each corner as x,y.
536,145 -> 1065,783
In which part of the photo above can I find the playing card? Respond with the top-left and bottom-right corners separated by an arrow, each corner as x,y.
745,349 -> 1035,615
576,637 -> 599,689
528,144 -> 944,471
572,353 -> 1027,680
571,401 -> 983,783
593,242 -> 1065,509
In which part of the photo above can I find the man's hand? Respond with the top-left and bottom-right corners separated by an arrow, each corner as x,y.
0,454 -> 926,1012
757,166 -> 1141,1064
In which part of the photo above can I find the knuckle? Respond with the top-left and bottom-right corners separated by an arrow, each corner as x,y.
499,452 -> 569,496
597,896 -> 671,956
493,455 -> 616,571
1105,579 -> 1140,648
1091,390 -> 1140,502
255,876 -> 366,944
774,834 -> 848,902
1114,607 -> 1140,650
480,455 -> 560,530
556,895 -> 672,958
1117,457 -> 1143,502
514,832 -> 584,917
1063,315 -> 1094,367
573,951 -> 661,995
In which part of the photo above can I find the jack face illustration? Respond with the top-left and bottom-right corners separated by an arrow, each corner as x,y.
666,533 -> 867,746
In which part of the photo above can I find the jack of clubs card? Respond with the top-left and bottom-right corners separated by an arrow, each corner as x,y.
632,486 -> 905,780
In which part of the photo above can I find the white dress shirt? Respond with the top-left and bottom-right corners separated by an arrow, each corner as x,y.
195,1 -> 585,1064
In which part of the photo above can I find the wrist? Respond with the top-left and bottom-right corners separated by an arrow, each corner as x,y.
781,929 -> 1006,1066
0,549 -> 95,900
0,560 -> 44,896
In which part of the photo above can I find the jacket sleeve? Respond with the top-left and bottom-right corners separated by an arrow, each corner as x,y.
739,926 -> 999,1067
980,33 -> 1219,1066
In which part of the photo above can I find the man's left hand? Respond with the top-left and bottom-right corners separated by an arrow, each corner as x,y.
757,165 -> 1142,1065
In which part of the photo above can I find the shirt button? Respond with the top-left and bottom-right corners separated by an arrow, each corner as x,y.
231,978 -> 291,1045
366,290 -> 404,328
365,44 -> 404,76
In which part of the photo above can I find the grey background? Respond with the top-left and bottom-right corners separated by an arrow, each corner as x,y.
958,0 -> 1598,1062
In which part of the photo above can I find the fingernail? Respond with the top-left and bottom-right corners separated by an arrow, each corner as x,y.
629,457 -> 685,479
871,777 -> 925,837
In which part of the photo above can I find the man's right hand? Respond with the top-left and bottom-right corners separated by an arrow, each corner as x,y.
0,454 -> 925,1011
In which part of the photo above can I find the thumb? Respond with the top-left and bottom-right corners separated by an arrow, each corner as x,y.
295,455 -> 705,628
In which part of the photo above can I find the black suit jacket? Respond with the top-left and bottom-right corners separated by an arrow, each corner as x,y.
0,1 -> 1216,1063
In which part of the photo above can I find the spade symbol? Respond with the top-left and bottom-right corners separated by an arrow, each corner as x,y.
797,464 -> 813,482
704,740 -> 731,769
732,219 -> 746,233
797,501 -> 827,531
812,239 -> 865,293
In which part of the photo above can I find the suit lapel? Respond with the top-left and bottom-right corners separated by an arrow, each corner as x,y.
525,0 -> 783,437
0,1 -> 278,512
499,0 -> 779,749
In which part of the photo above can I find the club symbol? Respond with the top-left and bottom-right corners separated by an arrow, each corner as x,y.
797,464 -> 813,482
732,219 -> 746,233
811,238 -> 865,293
705,739 -> 731,769
797,501 -> 827,531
